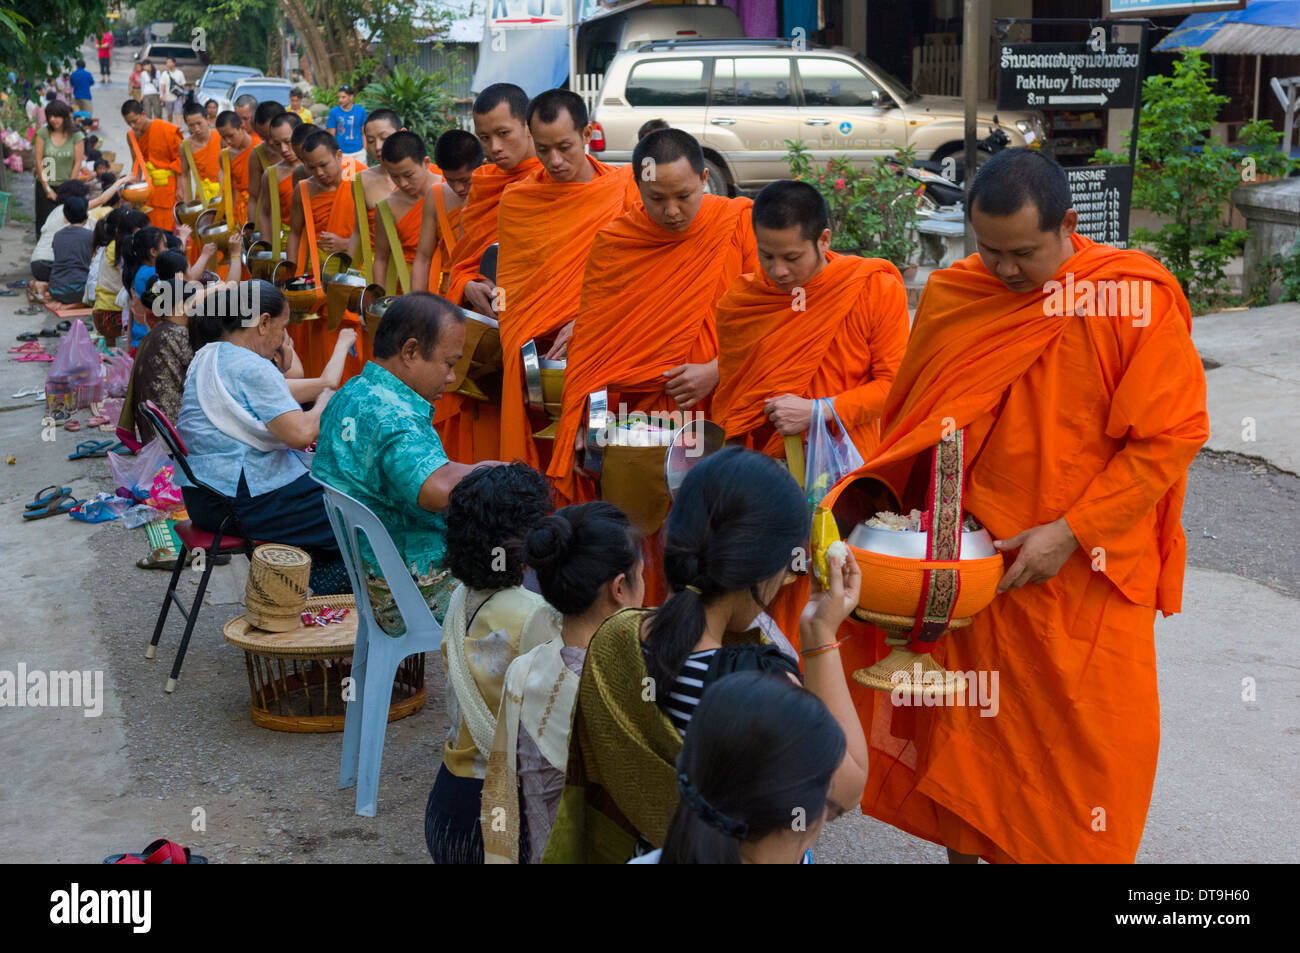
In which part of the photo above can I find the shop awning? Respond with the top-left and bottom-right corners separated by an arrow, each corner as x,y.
469,27 -> 570,99
1155,0 -> 1300,55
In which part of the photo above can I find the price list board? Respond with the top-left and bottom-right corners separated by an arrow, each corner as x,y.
1067,165 -> 1132,249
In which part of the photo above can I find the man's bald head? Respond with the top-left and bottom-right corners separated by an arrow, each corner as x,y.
632,129 -> 708,233
473,83 -> 528,123
968,149 -> 1072,232
527,88 -> 587,132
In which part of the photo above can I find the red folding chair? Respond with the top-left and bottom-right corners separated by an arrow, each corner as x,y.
138,400 -> 268,693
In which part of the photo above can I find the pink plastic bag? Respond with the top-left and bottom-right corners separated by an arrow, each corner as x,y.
149,463 -> 184,509
45,320 -> 104,412
102,349 -> 133,398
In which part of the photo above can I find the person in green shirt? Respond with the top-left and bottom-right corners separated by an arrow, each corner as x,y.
33,100 -> 85,231
312,292 -> 499,630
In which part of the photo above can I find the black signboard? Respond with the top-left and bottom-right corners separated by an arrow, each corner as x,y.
1067,165 -> 1132,249
997,42 -> 1142,111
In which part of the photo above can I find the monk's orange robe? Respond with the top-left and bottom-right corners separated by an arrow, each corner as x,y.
189,134 -> 221,187
713,251 -> 909,640
287,159 -> 367,380
385,195 -> 424,266
427,190 -> 462,295
434,159 -> 540,464
444,157 -> 543,306
824,234 -> 1208,863
225,135 -> 260,225
134,120 -> 182,231
495,159 -> 639,468
546,194 -> 756,602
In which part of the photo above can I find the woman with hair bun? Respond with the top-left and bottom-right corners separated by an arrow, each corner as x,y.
543,446 -> 868,863
481,502 -> 645,863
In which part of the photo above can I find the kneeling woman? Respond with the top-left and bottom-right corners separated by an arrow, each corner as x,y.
176,279 -> 347,593
543,447 -> 868,863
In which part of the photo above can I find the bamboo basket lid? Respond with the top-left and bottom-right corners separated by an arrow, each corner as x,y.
224,595 -> 358,656
244,543 -> 312,632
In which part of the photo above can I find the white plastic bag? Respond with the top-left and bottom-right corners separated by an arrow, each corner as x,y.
84,245 -> 104,305
110,436 -> 170,500
804,398 -> 864,511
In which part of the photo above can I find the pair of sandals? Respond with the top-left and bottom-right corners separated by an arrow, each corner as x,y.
14,321 -> 71,341
9,341 -> 51,362
68,439 -> 126,460
22,484 -> 83,520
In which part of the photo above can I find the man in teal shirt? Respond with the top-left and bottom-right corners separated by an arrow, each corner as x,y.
313,292 -> 485,629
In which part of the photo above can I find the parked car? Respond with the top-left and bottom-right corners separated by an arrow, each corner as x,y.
590,39 -> 1045,195
196,65 -> 264,109
215,77 -> 294,114
578,3 -> 745,77
134,41 -> 208,84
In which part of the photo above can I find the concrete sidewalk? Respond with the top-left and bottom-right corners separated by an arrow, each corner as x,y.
1193,302 -> 1300,476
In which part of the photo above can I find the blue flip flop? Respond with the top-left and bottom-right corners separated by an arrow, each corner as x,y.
23,494 -> 82,520
25,484 -> 72,509
68,440 -> 116,460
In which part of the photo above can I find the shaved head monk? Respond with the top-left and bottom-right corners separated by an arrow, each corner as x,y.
257,111 -> 302,247
715,179 -> 908,463
412,129 -> 483,295
215,109 -> 257,225
286,129 -> 364,268
246,100 -> 285,231
372,131 -> 439,292
180,101 -> 222,204
445,83 -> 541,316
493,88 -> 639,469
121,99 -> 183,231
546,128 -> 757,599
338,109 -> 404,267
713,179 -> 909,641
827,148 -> 1209,864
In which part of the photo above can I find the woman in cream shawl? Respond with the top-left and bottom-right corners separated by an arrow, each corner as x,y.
481,503 -> 644,863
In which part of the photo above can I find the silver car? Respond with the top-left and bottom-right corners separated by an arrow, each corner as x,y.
591,39 -> 1045,194
196,65 -> 263,109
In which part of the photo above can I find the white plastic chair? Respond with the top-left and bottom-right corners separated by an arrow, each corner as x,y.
315,478 -> 444,817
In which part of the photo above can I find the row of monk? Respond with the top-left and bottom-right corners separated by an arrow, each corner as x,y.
120,79 -> 1210,864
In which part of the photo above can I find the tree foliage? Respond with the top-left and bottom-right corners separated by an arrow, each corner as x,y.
1094,49 -> 1293,310
0,0 -> 106,77
132,0 -> 280,71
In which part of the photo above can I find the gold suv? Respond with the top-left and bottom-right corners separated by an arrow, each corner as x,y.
590,39 -> 1044,194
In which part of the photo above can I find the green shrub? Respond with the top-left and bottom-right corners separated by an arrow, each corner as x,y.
1094,49 -> 1293,311
356,59 -> 464,148
784,140 -> 921,268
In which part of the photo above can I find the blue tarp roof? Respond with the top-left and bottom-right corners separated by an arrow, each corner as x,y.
1156,1 -> 1300,53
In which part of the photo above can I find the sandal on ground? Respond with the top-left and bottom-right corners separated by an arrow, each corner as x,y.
22,493 -> 81,520
55,319 -> 72,332
8,343 -> 41,354
7,279 -> 28,289
14,306 -> 42,315
25,485 -> 72,509
38,327 -> 60,338
10,386 -> 42,398
85,414 -> 110,427
13,331 -> 38,343
104,838 -> 208,864
12,352 -> 52,362
64,420 -> 82,432
68,440 -> 116,460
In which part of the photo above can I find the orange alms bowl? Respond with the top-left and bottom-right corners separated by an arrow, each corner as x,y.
849,545 -> 1004,619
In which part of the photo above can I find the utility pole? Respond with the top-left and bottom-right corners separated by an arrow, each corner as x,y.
962,0 -> 982,256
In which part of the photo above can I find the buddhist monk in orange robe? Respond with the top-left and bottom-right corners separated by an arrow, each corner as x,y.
435,84 -> 540,464
413,128 -> 482,296
822,149 -> 1208,864
122,100 -> 182,232
319,109 -> 403,279
216,110 -> 259,226
256,112 -> 302,251
494,90 -> 640,469
713,179 -> 909,642
284,129 -> 365,380
547,129 -> 757,601
245,100 -> 285,236
372,131 -> 442,292
180,102 -> 222,201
